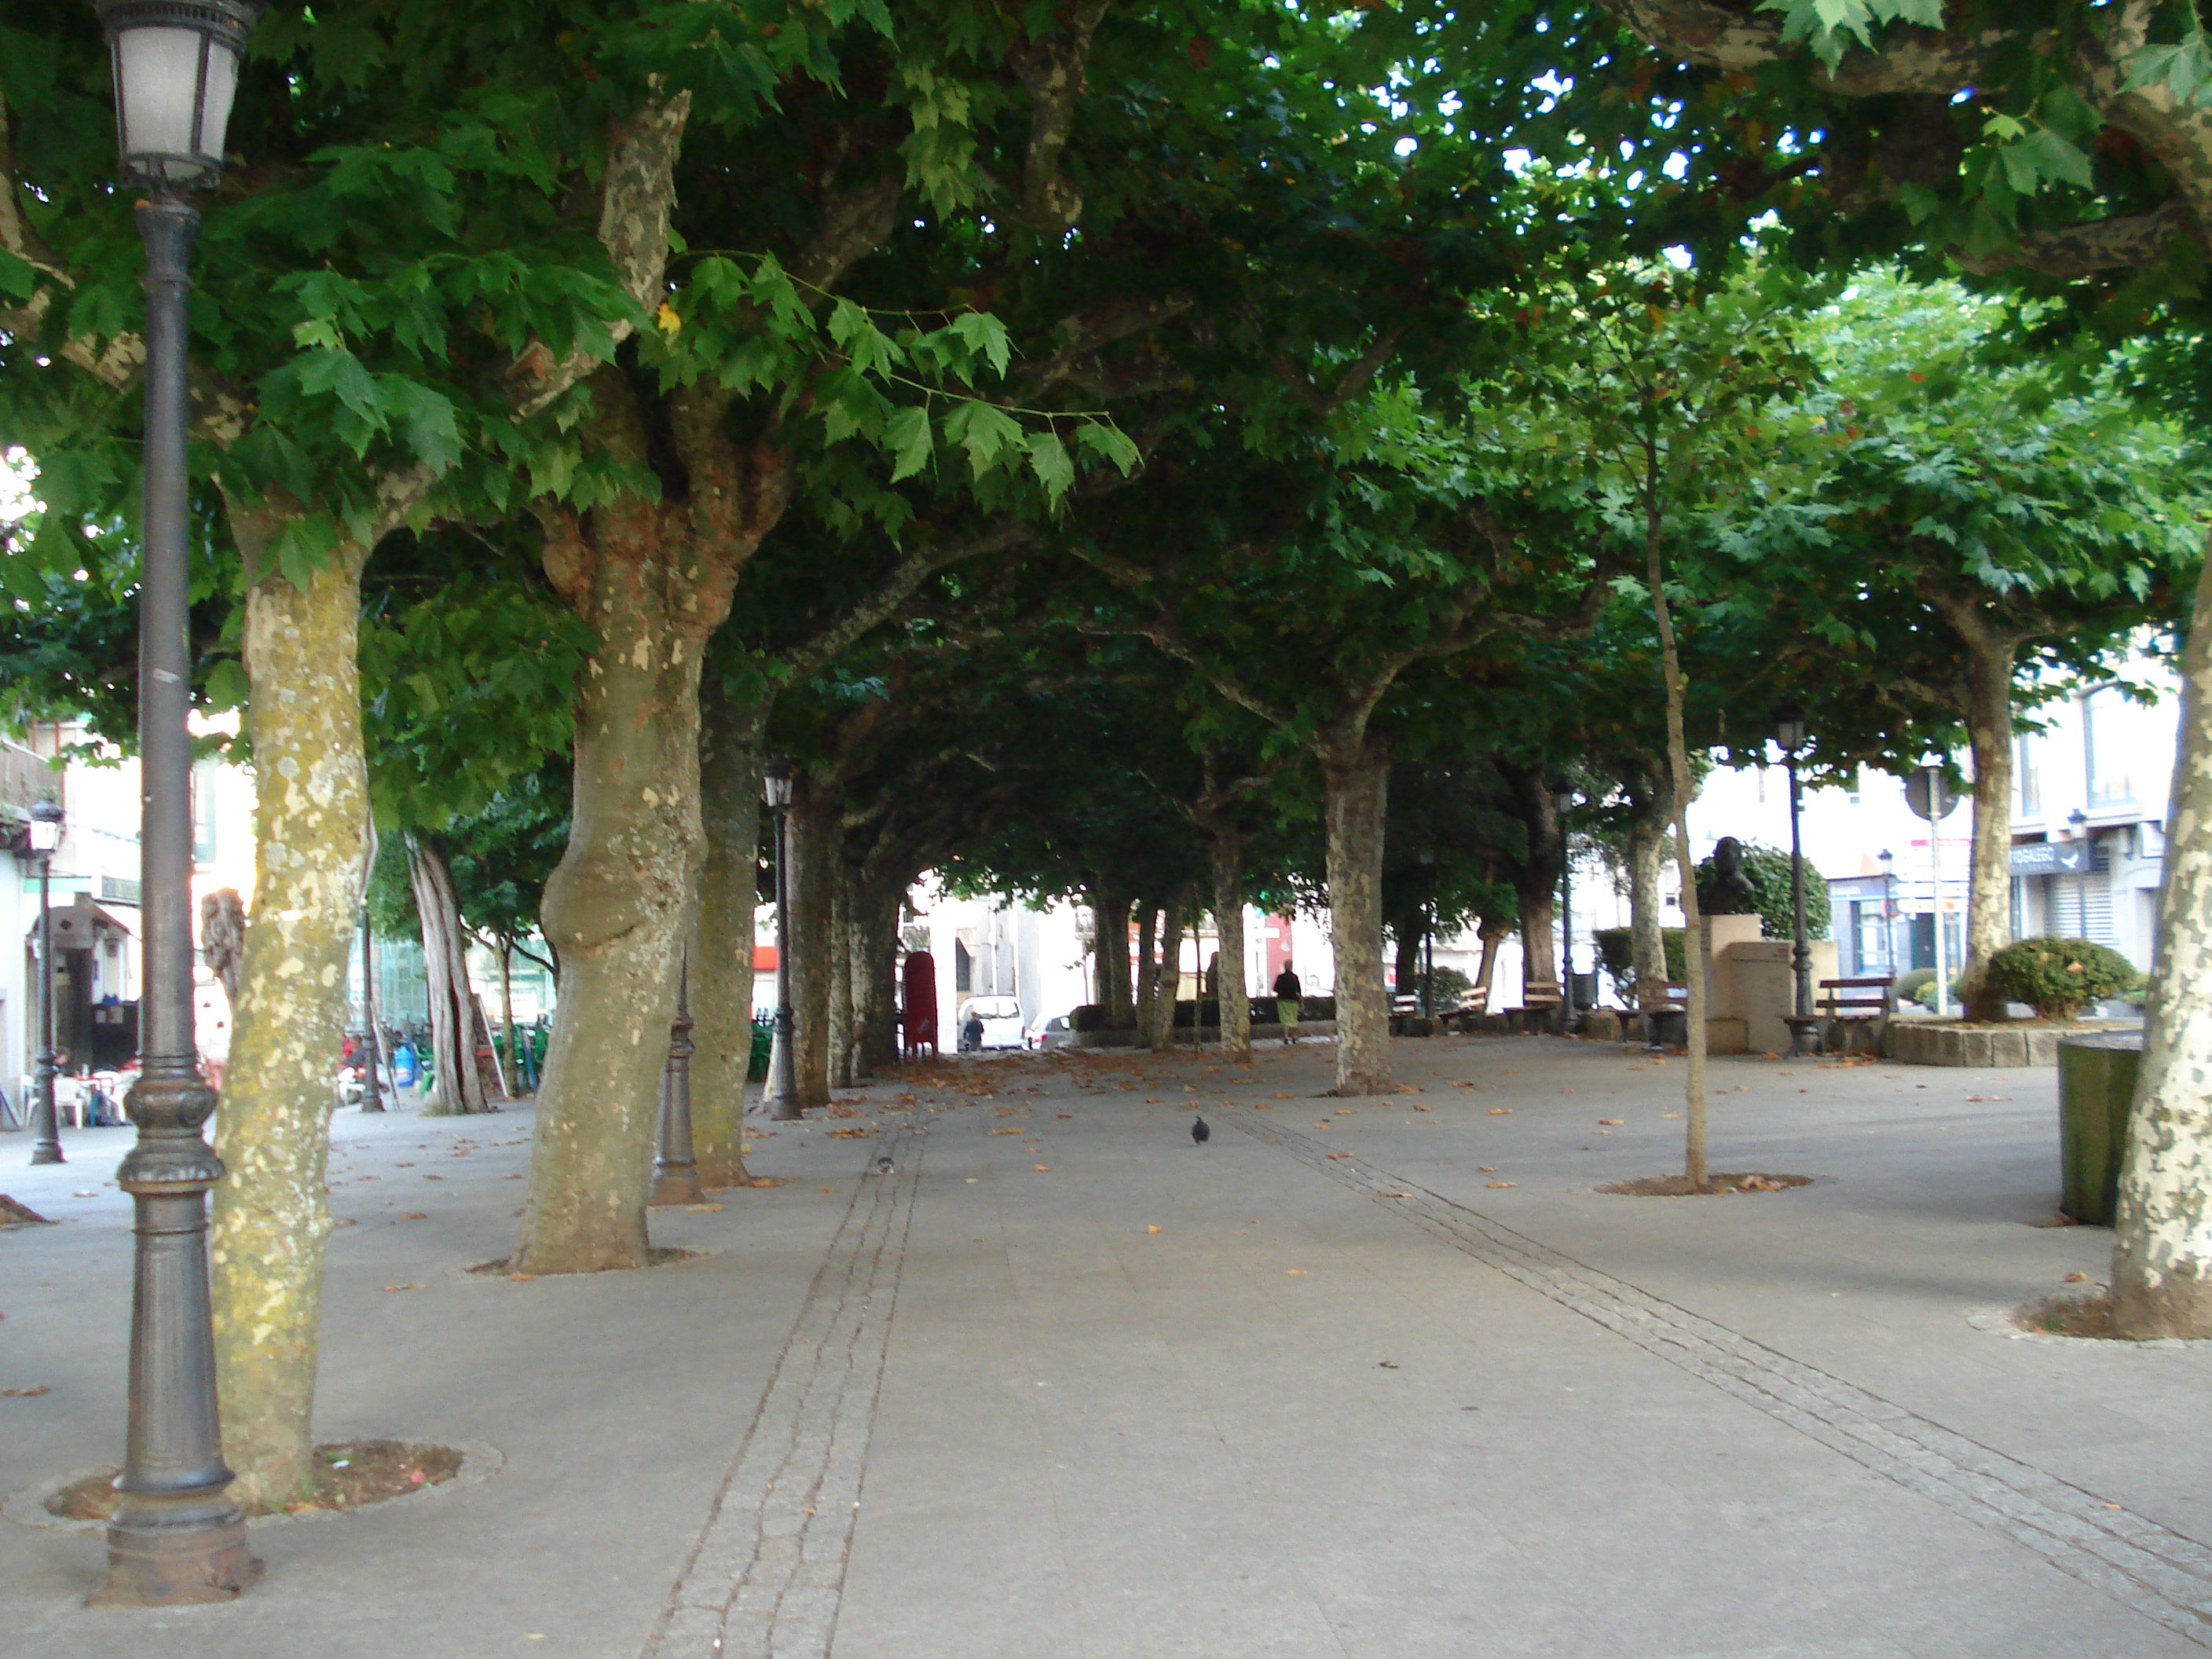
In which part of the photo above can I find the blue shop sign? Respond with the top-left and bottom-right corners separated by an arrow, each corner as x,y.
2009,840 -> 2091,876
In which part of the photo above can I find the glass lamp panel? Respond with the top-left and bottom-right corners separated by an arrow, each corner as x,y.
115,27 -> 210,168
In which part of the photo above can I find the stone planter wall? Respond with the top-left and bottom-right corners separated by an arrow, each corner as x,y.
1883,1020 -> 2137,1068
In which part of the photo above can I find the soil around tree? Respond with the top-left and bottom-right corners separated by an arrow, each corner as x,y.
1597,1172 -> 1813,1196
46,1440 -> 463,1522
468,1245 -> 705,1278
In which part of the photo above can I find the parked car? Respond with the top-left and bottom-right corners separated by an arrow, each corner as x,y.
1024,1013 -> 1073,1051
961,994 -> 1025,1050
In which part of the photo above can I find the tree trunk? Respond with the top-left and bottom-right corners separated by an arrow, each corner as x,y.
787,781 -> 840,1110
1518,892 -> 1558,991
1646,500 -> 1709,1188
1625,785 -> 1671,1005
1474,917 -> 1510,1006
852,880 -> 902,1076
691,680 -> 765,1188
1323,738 -> 1392,1096
1954,625 -> 2021,1022
405,833 -> 492,1116
828,875 -> 855,1090
515,484 -> 727,1275
1392,917 -> 1423,997
1208,834 -> 1251,1062
1092,884 -> 1133,1024
1133,903 -> 1159,1035
1141,899 -> 1185,1051
209,529 -> 370,1511
2111,544 -> 2212,1337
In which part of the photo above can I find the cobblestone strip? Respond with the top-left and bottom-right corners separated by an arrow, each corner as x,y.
1228,1111 -> 2212,1646
641,1123 -> 925,1659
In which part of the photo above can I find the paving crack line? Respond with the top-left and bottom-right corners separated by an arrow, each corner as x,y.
1226,1109 -> 2212,1647
642,1122 -> 925,1659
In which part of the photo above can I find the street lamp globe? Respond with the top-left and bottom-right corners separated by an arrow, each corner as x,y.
28,797 -> 64,855
96,1 -> 262,188
1774,705 -> 1808,756
763,756 -> 795,810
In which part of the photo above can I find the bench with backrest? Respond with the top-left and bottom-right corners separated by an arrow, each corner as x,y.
1631,982 -> 1691,1048
1818,977 -> 1894,1052
1506,980 -> 1564,1034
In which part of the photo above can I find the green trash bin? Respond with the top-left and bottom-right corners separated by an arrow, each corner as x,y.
2056,1031 -> 2144,1225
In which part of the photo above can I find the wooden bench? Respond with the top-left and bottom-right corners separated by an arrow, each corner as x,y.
1633,983 -> 1690,1048
1817,977 -> 1894,1053
1506,980 -> 1564,1034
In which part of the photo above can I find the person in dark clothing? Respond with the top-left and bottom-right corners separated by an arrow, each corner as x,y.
1273,965 -> 1303,1043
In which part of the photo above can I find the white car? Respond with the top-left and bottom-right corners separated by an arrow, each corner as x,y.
1024,1013 -> 1073,1051
960,994 -> 1025,1050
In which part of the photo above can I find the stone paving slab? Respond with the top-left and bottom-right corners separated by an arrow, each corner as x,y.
2,1034 -> 2209,1657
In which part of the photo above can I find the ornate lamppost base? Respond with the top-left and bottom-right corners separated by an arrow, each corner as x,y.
89,1495 -> 260,1606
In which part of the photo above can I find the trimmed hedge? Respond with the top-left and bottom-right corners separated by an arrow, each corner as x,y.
1986,937 -> 2141,1020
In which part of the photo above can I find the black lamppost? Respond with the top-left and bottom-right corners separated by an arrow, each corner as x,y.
650,949 -> 701,1205
1775,706 -> 1819,1057
1878,848 -> 1897,973
763,757 -> 802,1120
1553,786 -> 1575,1035
1416,848 -> 1436,1018
27,799 -> 65,1166
90,0 -> 262,1609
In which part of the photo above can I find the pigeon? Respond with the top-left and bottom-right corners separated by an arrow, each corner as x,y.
1191,1115 -> 1210,1146
873,1155 -> 895,1176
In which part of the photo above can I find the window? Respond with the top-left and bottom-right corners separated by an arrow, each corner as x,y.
2083,686 -> 2137,810
954,939 -> 972,993
2013,732 -> 2041,819
191,760 -> 218,866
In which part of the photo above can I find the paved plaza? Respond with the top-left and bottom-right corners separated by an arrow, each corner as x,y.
4,1034 -> 2209,1658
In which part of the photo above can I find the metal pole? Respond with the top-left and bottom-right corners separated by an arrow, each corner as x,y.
1558,832 -> 1573,1035
650,950 -> 701,1203
92,191 -> 257,1609
1788,755 -> 1812,1018
30,849 -> 63,1163
1931,830 -> 1948,1019
358,910 -> 385,1112
766,801 -> 801,1119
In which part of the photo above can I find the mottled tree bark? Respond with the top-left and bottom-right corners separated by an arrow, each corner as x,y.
515,374 -> 752,1274
1646,508 -> 1710,1188
1091,884 -> 1133,1024
405,833 -> 493,1115
828,877 -> 855,1090
2112,545 -> 2212,1337
210,526 -> 370,1511
1624,779 -> 1672,1005
851,880 -> 903,1076
1208,835 -> 1252,1061
691,681 -> 764,1189
1474,916 -> 1511,1008
1938,610 -> 2022,1023
1500,763 -> 1565,993
1323,738 -> 1392,1096
787,781 -> 840,1110
1140,898 -> 1185,1051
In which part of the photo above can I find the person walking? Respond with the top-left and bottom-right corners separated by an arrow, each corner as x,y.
1273,963 -> 1303,1045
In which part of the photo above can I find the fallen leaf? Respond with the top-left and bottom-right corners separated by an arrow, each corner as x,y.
1145,1097 -> 1163,1104
1272,1092 -> 1294,1100
381,1283 -> 420,1292
1598,1119 -> 1624,1126
1487,1108 -> 1513,1116
1663,1111 -> 1681,1119
71,1189 -> 97,1198
686,1203 -> 725,1213
504,1173 -> 523,1181
1379,1190 -> 1411,1199
1412,1104 -> 1431,1111
819,1185 -> 836,1193
1478,1166 -> 1498,1173
1,1385 -> 50,1397
1284,1269 -> 1308,1276
401,1211 -> 428,1221
988,1128 -> 1024,1136
508,1272 -> 533,1282
2063,1271 -> 2088,1283
1032,1163 -> 1052,1172
1326,1152 -> 1354,1160
1146,1225 -> 1162,1234
1485,1181 -> 1517,1189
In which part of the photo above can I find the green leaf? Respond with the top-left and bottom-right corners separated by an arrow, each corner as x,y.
943,399 -> 1024,476
887,405 -> 934,482
1026,431 -> 1075,504
1076,420 -> 1142,474
951,311 -> 1014,379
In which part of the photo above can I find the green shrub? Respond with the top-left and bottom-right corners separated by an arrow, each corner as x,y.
1893,968 -> 1962,1011
1401,966 -> 1474,1005
1986,938 -> 2141,1020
